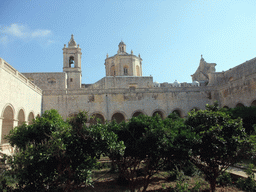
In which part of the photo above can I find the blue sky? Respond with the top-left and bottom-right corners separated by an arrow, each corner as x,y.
1,0 -> 256,84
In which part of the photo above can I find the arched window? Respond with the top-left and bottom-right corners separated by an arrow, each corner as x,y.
69,56 -> 75,68
136,65 -> 140,76
124,67 -> 128,75
110,66 -> 116,76
47,78 -> 56,84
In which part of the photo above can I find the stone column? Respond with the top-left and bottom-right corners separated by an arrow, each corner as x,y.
0,118 -> 3,144
13,119 -> 18,128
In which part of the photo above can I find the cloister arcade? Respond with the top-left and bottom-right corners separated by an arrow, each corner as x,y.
0,104 -> 37,144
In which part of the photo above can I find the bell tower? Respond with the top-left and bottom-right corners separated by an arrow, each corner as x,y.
63,34 -> 82,89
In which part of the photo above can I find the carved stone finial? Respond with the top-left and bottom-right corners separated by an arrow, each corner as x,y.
138,53 -> 140,58
131,50 -> 133,55
106,53 -> 109,58
64,44 -> 66,48
68,34 -> 77,48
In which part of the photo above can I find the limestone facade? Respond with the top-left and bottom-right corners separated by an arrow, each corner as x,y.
1,34 -> 256,148
0,58 -> 42,148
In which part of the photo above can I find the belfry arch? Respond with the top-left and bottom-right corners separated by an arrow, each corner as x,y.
69,56 -> 75,68
1,105 -> 14,144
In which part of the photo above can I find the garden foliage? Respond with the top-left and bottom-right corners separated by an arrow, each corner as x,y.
5,110 -> 125,191
185,102 -> 251,191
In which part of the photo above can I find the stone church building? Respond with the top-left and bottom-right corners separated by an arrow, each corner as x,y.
1,34 -> 256,151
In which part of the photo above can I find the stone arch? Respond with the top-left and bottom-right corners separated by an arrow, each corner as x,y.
69,56 -> 75,68
89,113 -> 105,125
110,65 -> 116,76
235,103 -> 245,108
136,65 -> 140,76
1,105 -> 15,144
28,112 -> 35,125
171,108 -> 184,118
152,109 -> 165,119
17,109 -> 25,126
111,111 -> 126,123
132,110 -> 146,118
251,100 -> 256,107
223,106 -> 229,109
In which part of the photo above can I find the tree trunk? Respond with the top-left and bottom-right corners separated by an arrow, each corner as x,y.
210,179 -> 216,192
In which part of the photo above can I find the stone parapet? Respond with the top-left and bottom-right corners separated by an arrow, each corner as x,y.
0,58 -> 42,95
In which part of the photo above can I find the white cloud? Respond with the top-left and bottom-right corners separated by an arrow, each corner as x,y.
31,29 -> 51,38
2,24 -> 27,37
0,23 -> 52,40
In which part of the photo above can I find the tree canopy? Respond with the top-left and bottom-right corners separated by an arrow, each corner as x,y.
185,103 -> 251,191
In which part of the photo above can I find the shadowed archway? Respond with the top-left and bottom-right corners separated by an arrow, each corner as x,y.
89,113 -> 105,125
2,106 -> 14,144
112,113 -> 125,124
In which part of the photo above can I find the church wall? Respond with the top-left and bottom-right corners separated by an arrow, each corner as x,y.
22,72 -> 67,90
0,58 -> 42,145
217,72 -> 256,108
42,86 -> 212,121
86,76 -> 153,89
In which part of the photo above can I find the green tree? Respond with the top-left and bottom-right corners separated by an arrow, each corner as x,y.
224,106 -> 256,134
6,110 -> 125,191
110,114 -> 190,192
185,103 -> 251,191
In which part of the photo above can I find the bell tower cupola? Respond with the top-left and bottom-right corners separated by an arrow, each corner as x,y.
118,41 -> 126,53
63,34 -> 82,89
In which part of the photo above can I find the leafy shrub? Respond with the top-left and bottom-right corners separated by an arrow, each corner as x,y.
236,177 -> 256,191
216,171 -> 232,186
236,163 -> 256,191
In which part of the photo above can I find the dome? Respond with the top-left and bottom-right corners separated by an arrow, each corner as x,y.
192,81 -> 200,86
119,40 -> 125,45
153,82 -> 160,87
173,80 -> 181,87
